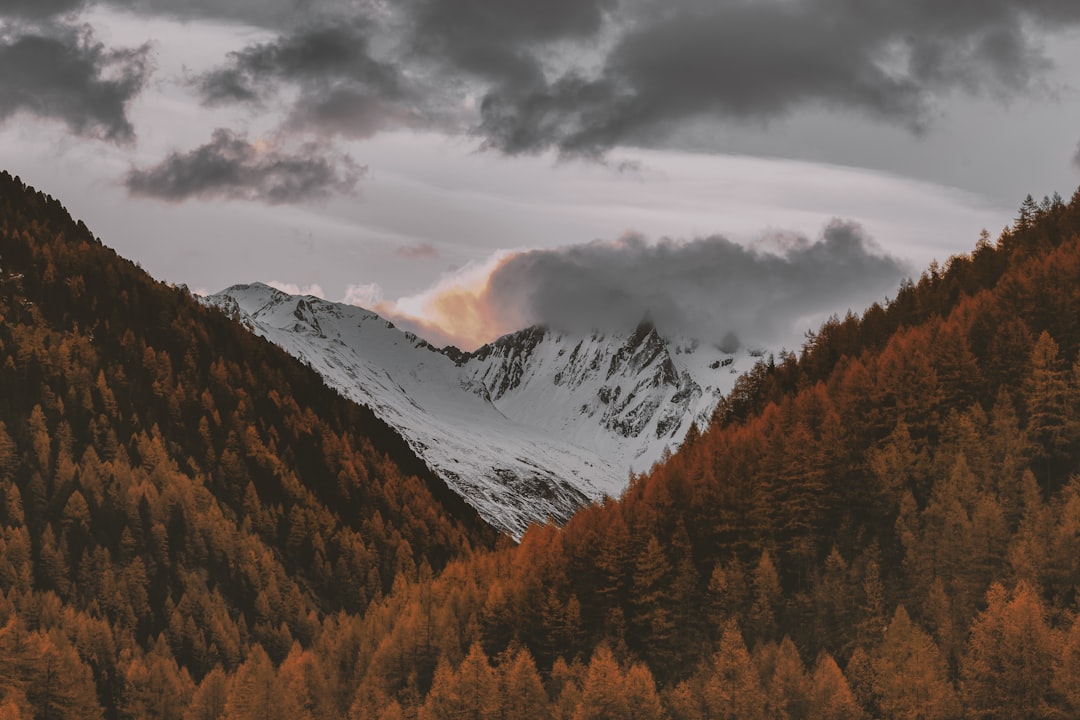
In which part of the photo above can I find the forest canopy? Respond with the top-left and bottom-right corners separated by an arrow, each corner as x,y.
4,173 -> 1080,718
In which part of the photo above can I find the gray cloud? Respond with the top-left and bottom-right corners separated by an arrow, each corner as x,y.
0,23 -> 151,143
0,0 -> 86,20
1074,140 -> 1080,171
187,0 -> 616,142
196,19 -> 426,139
184,0 -> 1080,159
118,0 -> 343,28
198,21 -> 398,104
479,220 -> 909,349
125,128 -> 364,204
478,0 -> 1080,155
408,0 -> 613,89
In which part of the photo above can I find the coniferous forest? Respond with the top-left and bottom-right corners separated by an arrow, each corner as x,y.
4,170 -> 1080,718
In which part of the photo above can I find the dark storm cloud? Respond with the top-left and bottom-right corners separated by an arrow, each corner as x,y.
186,0 -> 1080,157
189,0 -> 619,141
120,0 -> 344,28
473,0 -> 1080,155
198,22 -> 398,104
196,20 -> 423,139
408,0 -> 615,87
0,23 -> 150,143
480,221 -> 908,349
125,128 -> 364,204
0,0 -> 86,20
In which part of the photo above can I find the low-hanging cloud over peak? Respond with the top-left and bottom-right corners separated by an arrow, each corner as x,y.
377,220 -> 910,351
125,128 -> 365,204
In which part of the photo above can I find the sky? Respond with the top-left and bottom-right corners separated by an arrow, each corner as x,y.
2,0 -> 1079,351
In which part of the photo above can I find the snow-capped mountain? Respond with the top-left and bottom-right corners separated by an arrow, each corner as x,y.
204,283 -> 757,536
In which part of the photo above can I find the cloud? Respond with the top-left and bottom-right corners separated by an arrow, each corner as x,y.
408,0 -> 614,88
342,282 -> 383,308
125,128 -> 365,204
1074,140 -> 1080,171
378,220 -> 910,351
267,280 -> 325,298
0,0 -> 85,20
110,0 -> 343,28
184,0 -> 1080,159
0,23 -> 151,143
477,1 -> 1080,156
396,242 -> 439,260
372,253 -> 510,349
198,21 -> 398,102
196,19 -> 425,139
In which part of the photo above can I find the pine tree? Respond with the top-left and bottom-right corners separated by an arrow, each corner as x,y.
767,636 -> 810,720
1023,332 -> 1070,487
186,668 -> 228,720
497,647 -> 549,720
808,653 -> 862,720
223,646 -> 283,720
872,606 -> 958,720
1016,194 -> 1039,231
699,620 -> 768,720
748,550 -> 781,641
30,636 -> 103,720
573,645 -> 626,720
620,663 -> 664,720
961,582 -> 1059,719
420,643 -> 497,720
630,536 -> 674,665
843,647 -> 876,717
1055,612 -> 1080,714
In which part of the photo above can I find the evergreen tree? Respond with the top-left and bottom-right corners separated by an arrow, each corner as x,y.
808,653 -> 862,720
961,582 -> 1059,719
871,606 -> 958,720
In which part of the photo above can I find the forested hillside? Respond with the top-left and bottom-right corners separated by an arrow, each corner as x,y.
331,188 -> 1080,719
5,169 -> 1080,719
0,172 -> 494,719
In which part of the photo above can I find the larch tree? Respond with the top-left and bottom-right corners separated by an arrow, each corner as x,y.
1054,611 -> 1080,714
223,645 -> 287,720
699,620 -> 768,720
1023,332 -> 1070,486
630,535 -> 674,664
767,636 -> 810,720
420,643 -> 498,720
185,668 -> 228,720
871,606 -> 958,720
620,662 -> 665,720
808,653 -> 863,720
961,582 -> 1059,719
497,647 -> 549,720
748,550 -> 781,641
573,645 -> 629,720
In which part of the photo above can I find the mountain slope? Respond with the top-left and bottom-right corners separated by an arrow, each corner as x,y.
6,176 -> 1080,719
327,189 -> 1080,718
0,171 -> 494,716
205,283 -> 755,535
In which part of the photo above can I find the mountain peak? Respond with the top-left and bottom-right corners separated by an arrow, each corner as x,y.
204,285 -> 758,535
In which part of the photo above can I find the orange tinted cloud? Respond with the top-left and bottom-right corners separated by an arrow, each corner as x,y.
374,253 -> 525,350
